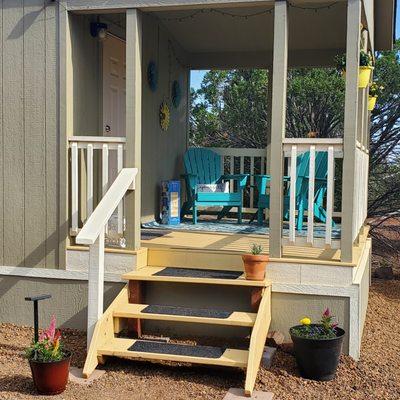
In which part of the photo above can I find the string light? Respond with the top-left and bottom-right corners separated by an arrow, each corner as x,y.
160,2 -> 339,23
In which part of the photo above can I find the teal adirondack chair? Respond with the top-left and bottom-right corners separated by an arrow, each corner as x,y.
181,148 -> 248,224
255,151 -> 331,230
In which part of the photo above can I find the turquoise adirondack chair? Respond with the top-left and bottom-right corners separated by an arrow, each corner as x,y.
181,148 -> 248,224
255,151 -> 331,230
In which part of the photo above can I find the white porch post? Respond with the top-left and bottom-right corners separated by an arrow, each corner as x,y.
269,0 -> 288,258
125,9 -> 142,250
266,65 -> 273,175
341,0 -> 361,262
87,226 -> 105,347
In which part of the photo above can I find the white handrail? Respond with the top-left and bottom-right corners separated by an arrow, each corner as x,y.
69,136 -> 126,143
76,168 -> 137,245
77,167 -> 137,347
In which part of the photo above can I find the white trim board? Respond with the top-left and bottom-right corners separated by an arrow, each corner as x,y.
0,266 -> 123,283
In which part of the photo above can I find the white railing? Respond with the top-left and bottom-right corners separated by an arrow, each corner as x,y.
353,146 -> 369,241
68,136 -> 126,236
210,147 -> 267,209
283,138 -> 344,248
76,168 -> 138,345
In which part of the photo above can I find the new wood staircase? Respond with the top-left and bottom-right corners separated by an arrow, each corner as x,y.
83,264 -> 271,396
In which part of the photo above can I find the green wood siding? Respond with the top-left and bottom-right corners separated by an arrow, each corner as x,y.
0,1 -> 61,268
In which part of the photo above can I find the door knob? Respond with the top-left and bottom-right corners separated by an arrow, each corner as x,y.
105,124 -> 111,133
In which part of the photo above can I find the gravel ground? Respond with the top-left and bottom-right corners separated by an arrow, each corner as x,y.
0,280 -> 399,400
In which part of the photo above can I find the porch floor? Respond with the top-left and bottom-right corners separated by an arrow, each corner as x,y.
141,228 -> 363,266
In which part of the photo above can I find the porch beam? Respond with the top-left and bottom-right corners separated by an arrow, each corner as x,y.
66,0 -> 275,12
125,9 -> 142,250
341,0 -> 361,263
269,0 -> 289,258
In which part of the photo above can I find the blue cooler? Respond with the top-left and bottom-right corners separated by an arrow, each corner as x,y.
160,180 -> 180,225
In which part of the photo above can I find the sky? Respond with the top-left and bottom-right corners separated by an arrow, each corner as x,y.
190,6 -> 400,91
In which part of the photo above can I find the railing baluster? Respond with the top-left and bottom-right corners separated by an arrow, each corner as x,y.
102,144 -> 109,234
289,145 -> 297,243
250,157 -> 255,208
117,144 -> 124,235
229,155 -> 234,192
307,146 -> 315,245
87,144 -> 94,218
325,146 -> 334,246
71,142 -> 79,234
102,144 -> 109,197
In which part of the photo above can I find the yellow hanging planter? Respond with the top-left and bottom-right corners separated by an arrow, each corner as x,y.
342,66 -> 374,89
358,66 -> 374,88
368,96 -> 377,111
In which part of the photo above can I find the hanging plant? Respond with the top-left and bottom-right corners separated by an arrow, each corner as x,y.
171,80 -> 182,108
159,102 -> 170,131
147,61 -> 158,92
335,51 -> 374,89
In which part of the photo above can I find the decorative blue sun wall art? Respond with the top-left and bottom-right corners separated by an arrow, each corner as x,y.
171,80 -> 182,108
147,61 -> 158,92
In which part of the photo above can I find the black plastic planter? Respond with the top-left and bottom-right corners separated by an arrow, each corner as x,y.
290,325 -> 345,381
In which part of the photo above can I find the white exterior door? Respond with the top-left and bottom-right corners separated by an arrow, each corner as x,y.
102,34 -> 126,184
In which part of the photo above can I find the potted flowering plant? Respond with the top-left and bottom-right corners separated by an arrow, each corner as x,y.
368,82 -> 384,111
242,243 -> 268,281
335,50 -> 374,89
289,308 -> 345,381
25,316 -> 71,395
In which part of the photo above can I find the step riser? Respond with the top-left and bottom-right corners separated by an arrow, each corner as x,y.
147,248 -> 244,271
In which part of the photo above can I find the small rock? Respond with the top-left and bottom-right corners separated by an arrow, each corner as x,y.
373,266 -> 394,280
262,346 -> 277,368
266,331 -> 285,347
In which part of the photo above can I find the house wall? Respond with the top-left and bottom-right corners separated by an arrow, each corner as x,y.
0,1 -> 60,269
141,14 -> 189,223
69,14 -> 101,135
0,275 -> 124,331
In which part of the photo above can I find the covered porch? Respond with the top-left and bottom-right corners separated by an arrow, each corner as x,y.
65,0 -> 373,265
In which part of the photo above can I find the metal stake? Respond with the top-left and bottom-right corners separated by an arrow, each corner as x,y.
25,294 -> 52,343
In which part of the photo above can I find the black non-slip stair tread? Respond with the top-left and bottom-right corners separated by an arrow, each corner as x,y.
141,304 -> 233,319
153,267 -> 242,280
128,340 -> 225,359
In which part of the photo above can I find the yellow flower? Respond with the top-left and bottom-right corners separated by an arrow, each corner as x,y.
52,338 -> 60,356
300,317 -> 311,326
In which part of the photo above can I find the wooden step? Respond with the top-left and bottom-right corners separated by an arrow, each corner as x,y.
122,266 -> 269,287
113,303 -> 257,327
97,337 -> 248,368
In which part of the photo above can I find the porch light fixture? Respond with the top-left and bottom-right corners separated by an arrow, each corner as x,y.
90,21 -> 108,40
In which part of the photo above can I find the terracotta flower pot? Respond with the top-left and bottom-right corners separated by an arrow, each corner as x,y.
29,350 -> 71,395
242,254 -> 268,280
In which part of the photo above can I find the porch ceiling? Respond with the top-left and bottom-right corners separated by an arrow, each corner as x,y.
152,2 -> 347,68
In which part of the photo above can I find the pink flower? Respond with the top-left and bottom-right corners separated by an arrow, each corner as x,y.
323,308 -> 331,317
48,315 -> 56,341
38,315 -> 57,343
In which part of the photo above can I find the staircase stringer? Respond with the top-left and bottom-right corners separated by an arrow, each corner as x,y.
244,285 -> 272,396
83,285 -> 129,378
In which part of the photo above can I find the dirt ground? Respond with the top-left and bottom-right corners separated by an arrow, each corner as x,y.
0,279 -> 399,400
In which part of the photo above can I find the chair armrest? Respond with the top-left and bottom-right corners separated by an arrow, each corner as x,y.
220,174 -> 248,190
